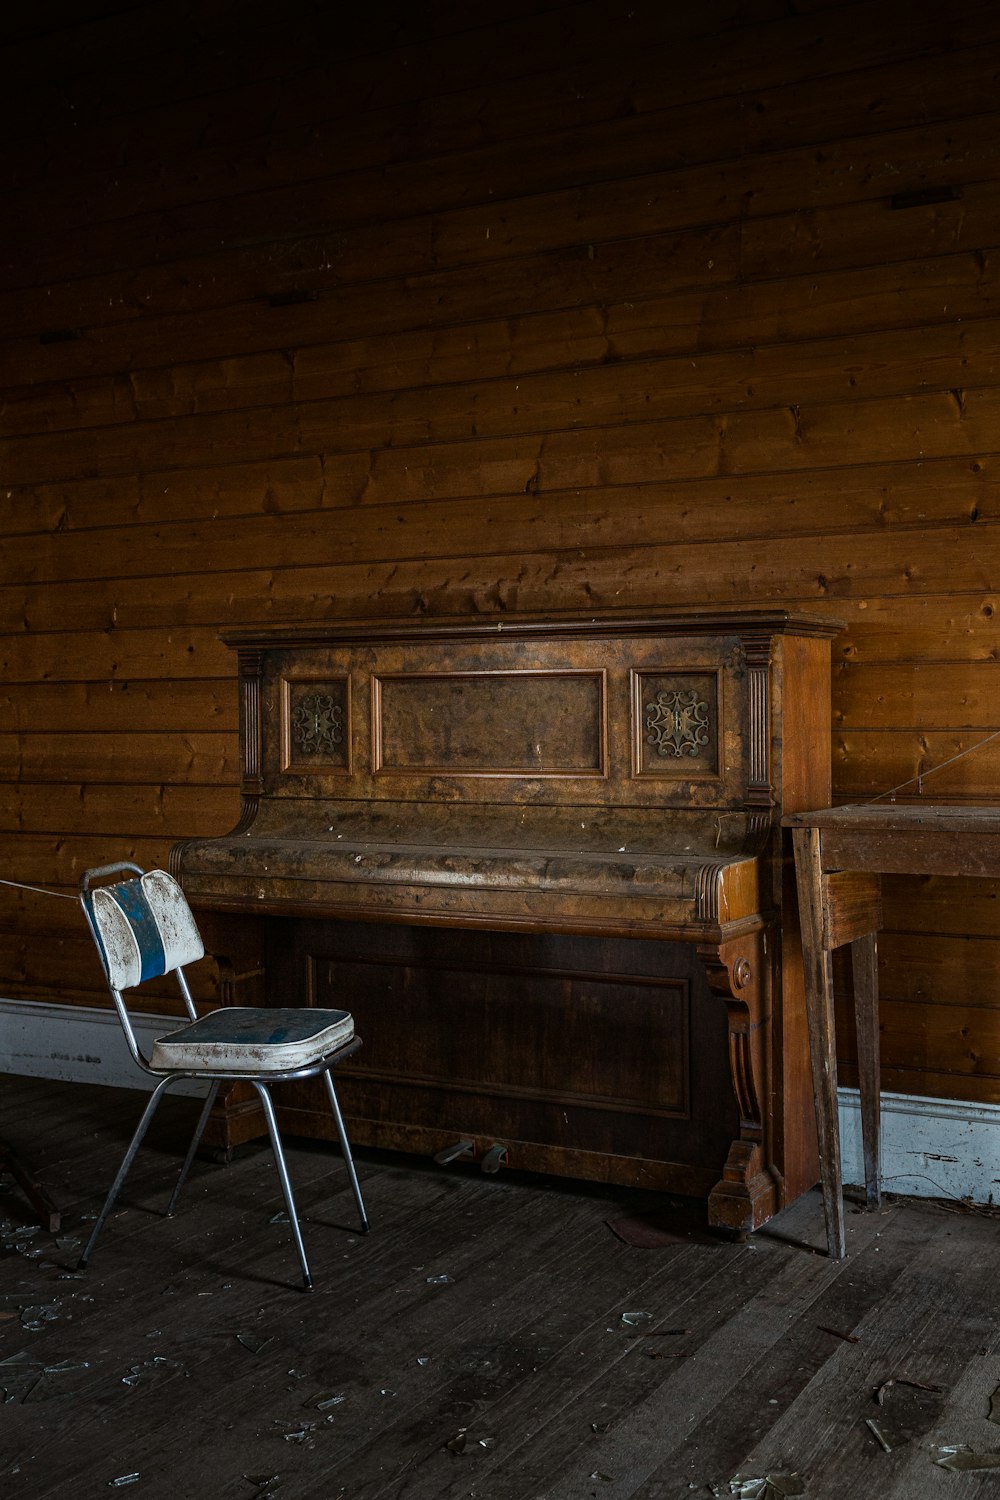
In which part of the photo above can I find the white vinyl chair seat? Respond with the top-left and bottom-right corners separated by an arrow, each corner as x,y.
150,1006 -> 355,1074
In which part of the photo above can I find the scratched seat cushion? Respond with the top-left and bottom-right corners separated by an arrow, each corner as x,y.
150,1007 -> 354,1073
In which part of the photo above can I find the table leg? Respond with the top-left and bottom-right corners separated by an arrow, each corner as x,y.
851,930 -> 881,1210
792,827 -> 846,1258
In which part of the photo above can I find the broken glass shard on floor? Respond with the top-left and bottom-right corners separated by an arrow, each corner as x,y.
711,1476 -> 806,1498
23,1359 -> 93,1403
237,1331 -> 273,1355
935,1445 -> 1000,1472
866,1417 -> 907,1453
121,1356 -> 182,1388
20,1302 -> 62,1331
0,1352 -> 93,1404
620,1311 -> 653,1328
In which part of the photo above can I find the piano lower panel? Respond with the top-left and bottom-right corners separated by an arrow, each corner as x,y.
265,917 -> 738,1195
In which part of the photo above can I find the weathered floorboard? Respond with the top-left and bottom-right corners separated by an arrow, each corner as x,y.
0,1074 -> 996,1500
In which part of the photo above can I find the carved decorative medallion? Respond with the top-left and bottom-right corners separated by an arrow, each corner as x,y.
292,693 -> 345,757
644,688 -> 711,759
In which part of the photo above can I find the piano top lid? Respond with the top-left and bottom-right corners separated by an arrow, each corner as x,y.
219,606 -> 844,652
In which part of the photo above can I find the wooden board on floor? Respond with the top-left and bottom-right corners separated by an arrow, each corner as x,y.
0,1073 -> 998,1500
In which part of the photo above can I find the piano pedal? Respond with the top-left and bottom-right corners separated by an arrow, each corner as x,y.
433,1140 -> 475,1166
480,1143 -> 509,1174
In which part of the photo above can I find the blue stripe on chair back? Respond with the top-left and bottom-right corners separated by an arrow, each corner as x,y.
111,880 -> 167,982
83,871 -> 204,990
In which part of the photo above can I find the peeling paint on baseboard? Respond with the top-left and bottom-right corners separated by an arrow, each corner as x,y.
839,1087 -> 1000,1205
0,998 -> 205,1097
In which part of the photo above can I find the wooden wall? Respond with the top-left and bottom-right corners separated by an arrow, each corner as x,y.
2,0 -> 999,1102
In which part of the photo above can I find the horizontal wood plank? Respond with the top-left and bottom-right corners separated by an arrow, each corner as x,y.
13,7 -> 1000,257
4,382 -> 1000,500
833,594 -> 1000,664
4,0 -> 1000,1116
2,530 -> 995,633
7,312 -> 1000,448
881,873 -> 1000,937
834,661 -> 1000,730
833,730 -> 1000,800
4,235 -> 998,401
0,782 -> 234,839
0,733 -> 239,785
0,678 -> 236,732
0,628 -> 235,684
837,994 -> 1000,1082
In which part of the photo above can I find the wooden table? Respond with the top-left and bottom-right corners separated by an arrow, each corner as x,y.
784,803 -> 1000,1258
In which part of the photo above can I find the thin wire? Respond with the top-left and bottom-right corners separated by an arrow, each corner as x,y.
866,728 -> 1000,804
0,876 -> 77,901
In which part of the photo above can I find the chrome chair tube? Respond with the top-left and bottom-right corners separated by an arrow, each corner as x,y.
78,1076 -> 175,1270
166,1081 -> 221,1217
252,1083 -> 313,1291
322,1070 -> 369,1233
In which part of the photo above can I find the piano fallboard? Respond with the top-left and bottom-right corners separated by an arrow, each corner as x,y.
177,801 -> 764,939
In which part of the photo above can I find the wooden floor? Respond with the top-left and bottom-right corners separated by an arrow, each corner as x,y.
0,1076 -> 999,1499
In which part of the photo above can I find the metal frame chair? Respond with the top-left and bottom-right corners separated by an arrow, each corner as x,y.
77,862 -> 368,1289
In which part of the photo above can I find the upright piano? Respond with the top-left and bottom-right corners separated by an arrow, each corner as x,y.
171,609 -> 839,1233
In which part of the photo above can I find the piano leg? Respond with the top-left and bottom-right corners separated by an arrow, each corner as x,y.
699,931 -> 779,1234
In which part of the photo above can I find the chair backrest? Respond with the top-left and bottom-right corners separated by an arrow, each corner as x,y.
81,868 -> 204,991
79,864 -> 203,1072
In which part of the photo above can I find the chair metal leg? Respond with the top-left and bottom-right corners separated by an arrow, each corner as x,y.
166,1081 -> 221,1217
78,1076 -> 174,1270
322,1070 -> 369,1234
252,1084 -> 313,1291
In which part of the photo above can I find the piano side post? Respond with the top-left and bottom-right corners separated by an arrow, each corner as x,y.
699,928 -> 777,1232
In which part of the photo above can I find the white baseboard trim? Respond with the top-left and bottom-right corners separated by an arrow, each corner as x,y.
2,1000 -> 998,1200
0,998 -> 207,1097
839,1086 -> 1000,1205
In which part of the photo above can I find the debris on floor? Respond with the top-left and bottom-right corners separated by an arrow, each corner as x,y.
865,1416 -> 905,1453
817,1325 -> 859,1344
864,1369 -> 947,1452
710,1475 -> 805,1498
237,1331 -> 273,1355
934,1445 -> 1000,1472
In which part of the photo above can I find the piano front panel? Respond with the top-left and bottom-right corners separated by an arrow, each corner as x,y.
372,668 -> 607,776
268,918 -> 737,1195
261,630 -> 754,812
